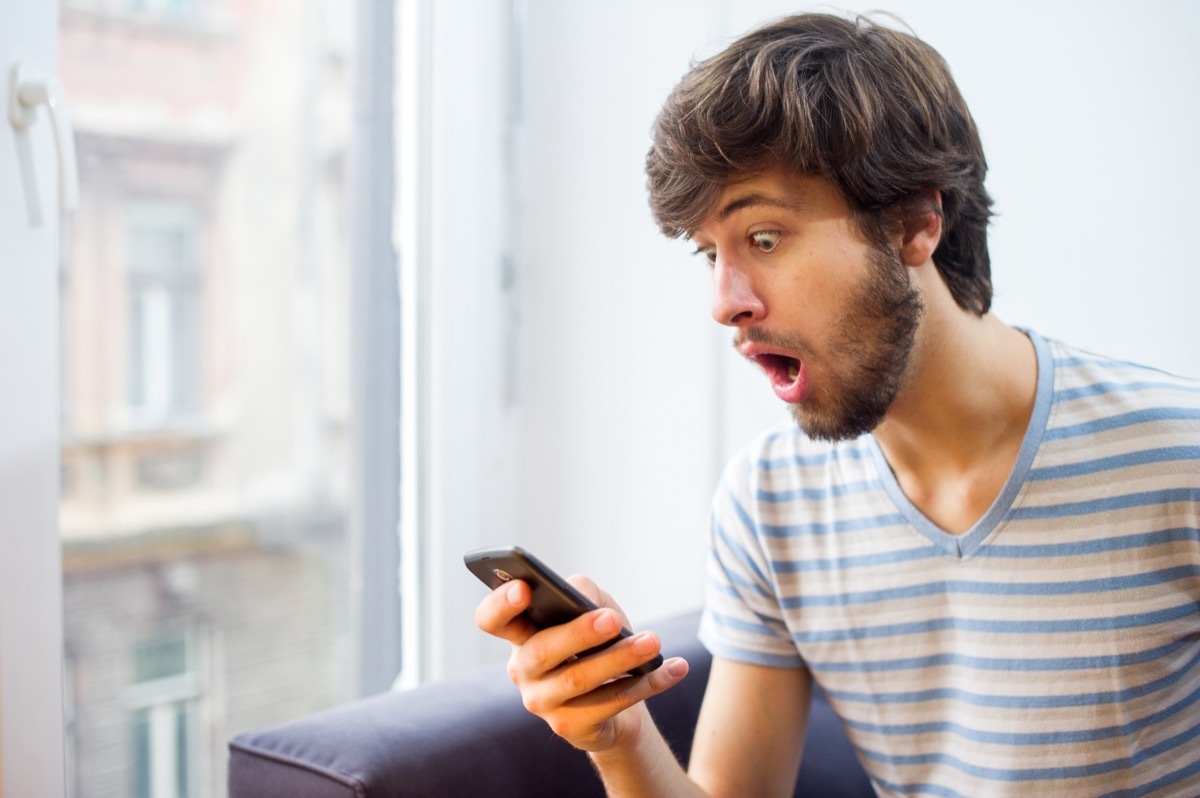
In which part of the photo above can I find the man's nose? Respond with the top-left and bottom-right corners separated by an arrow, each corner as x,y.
711,258 -> 765,327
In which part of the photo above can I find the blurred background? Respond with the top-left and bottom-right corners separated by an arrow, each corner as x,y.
40,0 -> 1200,795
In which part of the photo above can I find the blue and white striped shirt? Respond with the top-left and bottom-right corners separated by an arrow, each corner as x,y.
700,331 -> 1200,797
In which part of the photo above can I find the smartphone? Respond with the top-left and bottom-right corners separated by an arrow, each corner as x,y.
464,545 -> 664,677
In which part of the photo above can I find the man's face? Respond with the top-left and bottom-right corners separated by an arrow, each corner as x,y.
690,171 -> 923,441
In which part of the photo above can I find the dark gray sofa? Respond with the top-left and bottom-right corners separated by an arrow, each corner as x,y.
228,610 -> 875,797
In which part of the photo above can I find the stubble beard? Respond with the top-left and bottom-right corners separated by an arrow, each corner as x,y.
789,245 -> 924,442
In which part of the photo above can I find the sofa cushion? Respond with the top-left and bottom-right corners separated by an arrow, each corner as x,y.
228,610 -> 874,797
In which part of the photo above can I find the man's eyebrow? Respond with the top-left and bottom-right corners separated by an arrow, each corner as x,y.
716,192 -> 806,222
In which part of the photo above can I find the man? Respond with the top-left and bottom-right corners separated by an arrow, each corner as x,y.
476,12 -> 1200,796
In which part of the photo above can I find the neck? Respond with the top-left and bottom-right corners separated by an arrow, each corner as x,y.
871,274 -> 1038,533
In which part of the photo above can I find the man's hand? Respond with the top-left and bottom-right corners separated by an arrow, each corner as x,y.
474,573 -> 689,753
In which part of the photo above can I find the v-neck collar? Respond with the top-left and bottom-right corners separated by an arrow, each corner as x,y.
866,330 -> 1054,559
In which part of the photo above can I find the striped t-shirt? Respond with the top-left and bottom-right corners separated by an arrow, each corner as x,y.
700,331 -> 1200,797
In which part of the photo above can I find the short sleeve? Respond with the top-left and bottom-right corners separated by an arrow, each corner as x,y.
699,449 -> 805,668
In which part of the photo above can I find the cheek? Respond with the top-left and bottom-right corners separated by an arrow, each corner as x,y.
775,247 -> 863,318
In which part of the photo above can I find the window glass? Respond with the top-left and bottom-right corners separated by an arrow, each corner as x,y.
58,0 -> 363,794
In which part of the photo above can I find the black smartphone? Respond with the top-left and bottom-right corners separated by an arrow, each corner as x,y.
464,545 -> 664,677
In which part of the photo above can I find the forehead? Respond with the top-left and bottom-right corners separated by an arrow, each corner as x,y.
690,171 -> 851,237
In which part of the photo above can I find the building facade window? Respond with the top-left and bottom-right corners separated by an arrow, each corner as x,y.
125,630 -> 203,798
125,205 -> 203,423
125,0 -> 199,16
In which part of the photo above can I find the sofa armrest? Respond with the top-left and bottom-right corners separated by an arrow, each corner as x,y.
228,610 -> 874,797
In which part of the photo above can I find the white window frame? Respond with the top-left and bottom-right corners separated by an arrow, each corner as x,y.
347,0 -> 405,697
395,0 -> 523,685
0,3 -> 68,794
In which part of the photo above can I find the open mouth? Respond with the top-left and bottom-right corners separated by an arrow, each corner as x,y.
736,335 -> 810,404
748,352 -> 806,403
756,353 -> 799,382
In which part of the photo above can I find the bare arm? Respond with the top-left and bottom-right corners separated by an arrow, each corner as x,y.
590,658 -> 810,797
687,657 -> 811,798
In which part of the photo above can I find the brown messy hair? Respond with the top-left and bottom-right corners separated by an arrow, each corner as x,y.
646,13 -> 994,315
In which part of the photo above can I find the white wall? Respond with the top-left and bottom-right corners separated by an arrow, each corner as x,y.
420,0 -> 1200,677
514,1 -> 721,636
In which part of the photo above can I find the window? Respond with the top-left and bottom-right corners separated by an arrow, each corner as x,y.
126,630 -> 203,798
56,1 -> 397,794
125,0 -> 199,17
125,205 -> 202,422
63,0 -> 204,23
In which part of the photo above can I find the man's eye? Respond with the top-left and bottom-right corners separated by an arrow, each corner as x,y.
695,245 -> 717,264
750,231 -> 781,252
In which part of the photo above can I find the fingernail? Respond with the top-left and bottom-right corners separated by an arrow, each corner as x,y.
632,632 -> 657,654
506,582 -> 523,604
593,611 -> 618,634
666,658 -> 688,679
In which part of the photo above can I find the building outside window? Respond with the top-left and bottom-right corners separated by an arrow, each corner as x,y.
55,0 -> 395,794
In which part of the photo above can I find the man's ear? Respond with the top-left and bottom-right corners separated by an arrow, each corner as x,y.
899,189 -> 943,267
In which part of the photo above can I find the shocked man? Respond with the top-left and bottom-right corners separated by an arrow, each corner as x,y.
476,12 -> 1200,797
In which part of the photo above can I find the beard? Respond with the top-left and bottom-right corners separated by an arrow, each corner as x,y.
742,245 -> 924,442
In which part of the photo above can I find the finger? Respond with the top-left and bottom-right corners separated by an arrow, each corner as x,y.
474,580 -> 537,645
514,605 -> 625,680
531,656 -> 690,752
566,573 -> 602,605
526,626 -> 667,709
571,629 -> 667,691
566,654 -> 690,715
593,585 -> 632,627
521,630 -> 682,722
566,574 -> 632,627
